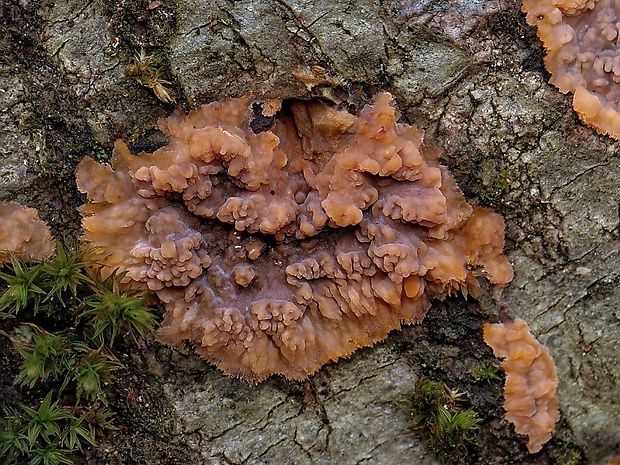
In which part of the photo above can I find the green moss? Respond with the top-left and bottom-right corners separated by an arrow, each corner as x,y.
469,361 -> 502,383
14,326 -> 72,388
475,167 -> 512,204
1,392 -> 96,465
81,272 -> 157,346
549,441 -> 587,465
402,379 -> 481,464
0,256 -> 46,316
91,147 -> 111,163
0,243 -> 158,464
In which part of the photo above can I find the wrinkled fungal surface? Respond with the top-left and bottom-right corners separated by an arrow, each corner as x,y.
76,93 -> 512,381
483,319 -> 560,454
0,201 -> 55,262
522,0 -> 620,139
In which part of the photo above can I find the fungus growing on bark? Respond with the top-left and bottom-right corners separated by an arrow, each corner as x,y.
77,93 -> 512,381
0,201 -> 55,263
483,318 -> 560,453
521,0 -> 620,139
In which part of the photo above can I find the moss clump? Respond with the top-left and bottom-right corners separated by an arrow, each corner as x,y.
469,361 -> 502,383
0,243 -> 158,464
81,272 -> 157,346
0,257 -> 46,317
402,379 -> 481,464
475,166 -> 512,205
125,48 -> 175,104
548,440 -> 587,465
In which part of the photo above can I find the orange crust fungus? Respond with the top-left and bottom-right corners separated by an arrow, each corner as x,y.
77,93 -> 512,381
521,0 -> 620,139
483,319 -> 560,454
0,201 -> 55,262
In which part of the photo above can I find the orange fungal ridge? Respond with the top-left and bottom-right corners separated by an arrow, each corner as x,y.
77,93 -> 512,382
522,0 -> 620,139
483,318 -> 560,453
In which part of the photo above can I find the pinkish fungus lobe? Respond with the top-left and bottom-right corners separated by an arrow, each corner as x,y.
76,93 -> 512,382
0,201 -> 55,263
483,319 -> 560,454
522,0 -> 620,139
